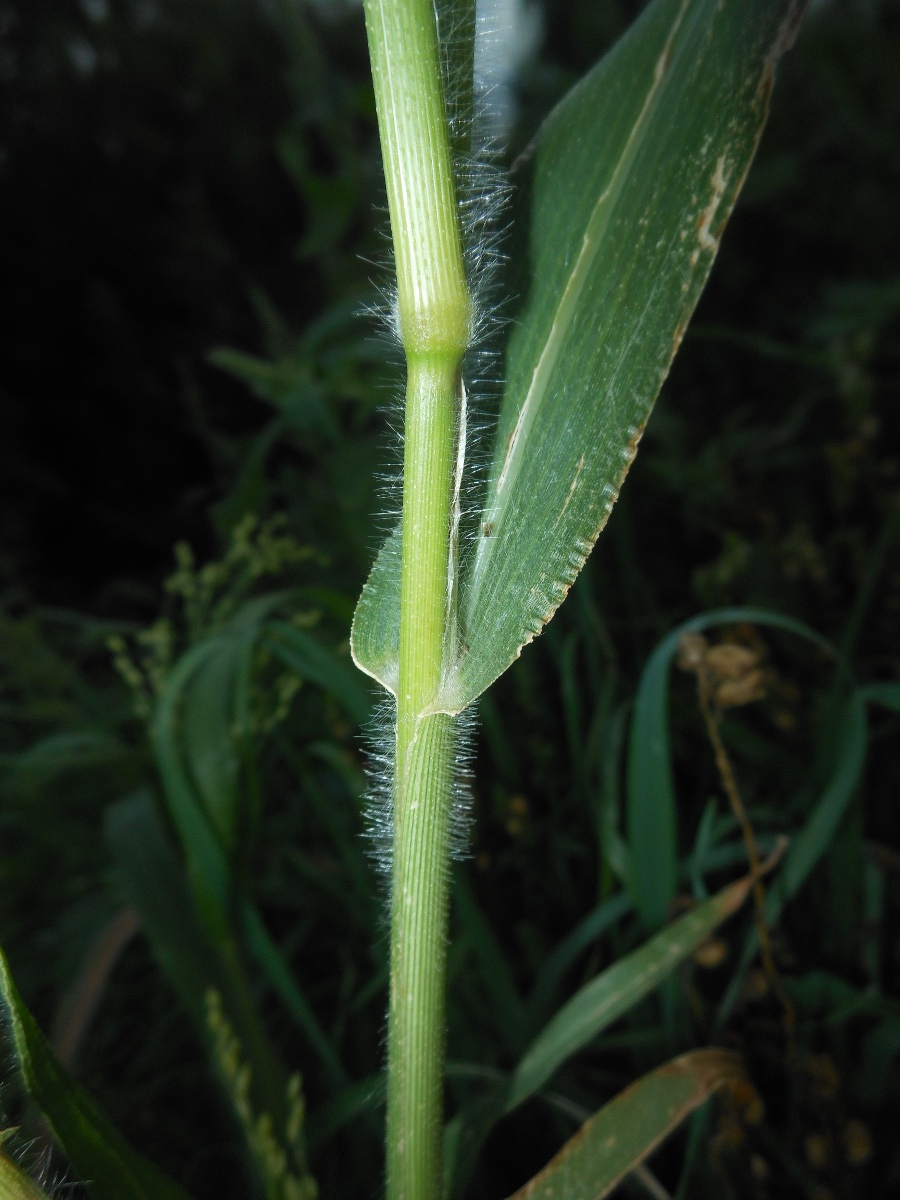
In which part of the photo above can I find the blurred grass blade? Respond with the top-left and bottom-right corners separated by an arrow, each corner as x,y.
506,872 -> 753,1112
0,948 -> 194,1200
717,686 -> 868,1024
774,690 -> 866,906
504,1049 -> 743,1200
627,607 -> 831,931
150,608 -> 348,1078
351,0 -> 804,706
859,681 -> 900,714
180,627 -> 256,853
444,1079 -> 511,1200
441,0 -> 476,165
307,1074 -> 385,1150
153,636 -> 234,938
163,594 -> 291,864
240,901 -> 347,1086
109,790 -> 344,1090
6,732 -> 126,789
264,620 -> 372,727
151,596 -> 285,934
524,891 -> 633,1035
105,792 -> 309,1169
104,791 -> 237,1034
453,870 -> 528,1057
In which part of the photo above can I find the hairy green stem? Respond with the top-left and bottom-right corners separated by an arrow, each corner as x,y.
363,0 -> 471,1196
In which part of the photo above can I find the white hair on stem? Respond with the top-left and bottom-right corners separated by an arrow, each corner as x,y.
360,0 -> 537,873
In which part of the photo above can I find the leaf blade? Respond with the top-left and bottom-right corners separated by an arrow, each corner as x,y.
453,0 -> 803,708
506,872 -> 752,1112
504,1049 -> 743,1200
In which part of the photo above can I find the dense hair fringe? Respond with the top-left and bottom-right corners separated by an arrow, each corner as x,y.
362,699 -> 479,882
361,2 -> 522,871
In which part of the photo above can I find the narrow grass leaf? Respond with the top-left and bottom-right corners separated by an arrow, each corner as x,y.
240,902 -> 347,1085
453,870 -> 528,1056
180,628 -> 252,853
440,0 -> 476,167
504,1049 -> 743,1200
173,594 -> 293,856
524,891 -> 633,1035
506,872 -> 752,1112
717,686 -> 868,1024
0,948 -> 194,1200
153,627 -> 348,1081
774,689 -> 867,908
104,790 -> 231,1033
444,1078 -> 512,1200
627,606 -> 832,931
105,791 -> 311,1166
153,637 -> 234,939
7,732 -> 126,787
307,1074 -> 385,1149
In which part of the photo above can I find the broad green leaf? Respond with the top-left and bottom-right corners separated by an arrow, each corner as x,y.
505,871 -> 752,1112
455,0 -> 804,708
351,0 -> 805,707
0,948 -> 194,1200
504,1048 -> 743,1200
626,607 -> 833,931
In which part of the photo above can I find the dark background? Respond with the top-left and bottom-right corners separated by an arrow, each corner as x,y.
1,1 -> 899,1198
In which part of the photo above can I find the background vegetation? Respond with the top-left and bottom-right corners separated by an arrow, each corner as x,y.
1,0 -> 898,1197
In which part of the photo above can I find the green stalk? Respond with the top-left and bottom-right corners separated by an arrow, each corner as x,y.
362,1 -> 471,1196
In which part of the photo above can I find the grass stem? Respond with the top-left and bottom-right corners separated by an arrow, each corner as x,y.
362,0 -> 472,1195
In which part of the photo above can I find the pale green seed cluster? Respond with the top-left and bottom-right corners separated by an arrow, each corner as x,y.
205,991 -> 318,1200
108,515 -> 319,727
165,514 -> 315,639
